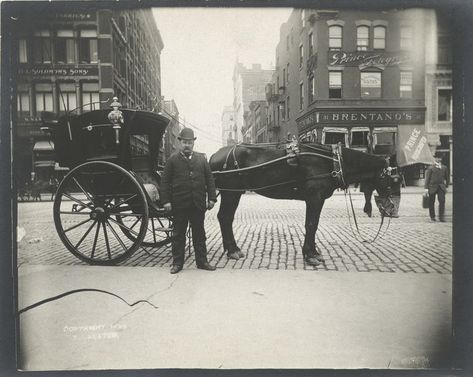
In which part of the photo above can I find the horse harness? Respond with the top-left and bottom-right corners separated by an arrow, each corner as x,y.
214,141 -> 347,192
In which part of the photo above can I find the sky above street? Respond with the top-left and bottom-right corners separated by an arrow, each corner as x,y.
153,7 -> 292,156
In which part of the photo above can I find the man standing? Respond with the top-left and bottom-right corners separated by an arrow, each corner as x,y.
161,128 -> 218,274
424,152 -> 449,222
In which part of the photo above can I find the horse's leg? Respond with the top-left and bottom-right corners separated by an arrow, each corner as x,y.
217,191 -> 243,259
302,196 -> 325,266
363,190 -> 373,217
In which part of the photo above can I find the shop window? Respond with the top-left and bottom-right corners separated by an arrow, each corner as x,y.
438,89 -> 452,121
356,26 -> 369,51
323,130 -> 347,145
299,82 -> 304,110
35,83 -> 53,113
33,30 -> 52,63
361,71 -> 381,98
329,25 -> 342,50
400,26 -> 412,50
79,30 -> 98,63
58,83 -> 77,113
308,74 -> 315,103
373,26 -> 386,49
55,30 -> 75,64
400,71 -> 413,98
81,82 -> 100,111
373,128 -> 396,154
351,129 -> 370,147
329,71 -> 342,99
19,39 -> 28,63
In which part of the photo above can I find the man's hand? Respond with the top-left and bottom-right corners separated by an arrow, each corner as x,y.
163,203 -> 172,213
207,200 -> 215,210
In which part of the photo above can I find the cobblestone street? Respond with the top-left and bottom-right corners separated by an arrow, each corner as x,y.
17,188 -> 452,273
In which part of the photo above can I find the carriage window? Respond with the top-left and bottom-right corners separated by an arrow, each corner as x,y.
324,132 -> 346,145
130,135 -> 150,156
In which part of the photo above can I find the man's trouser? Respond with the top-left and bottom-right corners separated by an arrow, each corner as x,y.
171,205 -> 208,266
429,189 -> 446,219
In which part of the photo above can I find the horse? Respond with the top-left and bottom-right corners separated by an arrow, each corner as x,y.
209,141 -> 401,266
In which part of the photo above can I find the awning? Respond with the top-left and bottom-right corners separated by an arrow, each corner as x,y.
373,127 -> 397,133
34,160 -> 55,168
351,127 -> 370,132
33,140 -> 54,151
323,127 -> 348,133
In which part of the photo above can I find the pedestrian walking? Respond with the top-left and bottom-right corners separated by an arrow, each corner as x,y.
424,152 -> 449,222
161,127 -> 218,274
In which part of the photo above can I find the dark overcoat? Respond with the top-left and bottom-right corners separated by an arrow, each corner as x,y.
161,151 -> 217,211
424,164 -> 449,194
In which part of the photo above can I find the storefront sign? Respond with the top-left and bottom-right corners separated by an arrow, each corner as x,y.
328,51 -> 411,68
297,109 -> 425,130
18,67 -> 99,77
397,125 -> 435,166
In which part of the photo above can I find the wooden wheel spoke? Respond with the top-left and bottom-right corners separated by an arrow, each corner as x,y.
105,220 -> 128,255
64,218 -> 92,233
108,217 -> 141,238
72,177 -> 95,203
74,220 -> 97,250
91,221 -> 101,259
62,192 -> 94,210
108,194 -> 138,211
151,218 -> 157,243
102,222 -> 111,259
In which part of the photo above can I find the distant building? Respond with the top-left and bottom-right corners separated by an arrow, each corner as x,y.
233,62 -> 274,143
221,106 -> 236,146
267,8 -> 452,184
162,98 -> 182,166
13,8 -> 164,183
243,100 -> 269,143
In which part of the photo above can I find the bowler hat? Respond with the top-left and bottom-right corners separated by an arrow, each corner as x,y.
178,127 -> 196,140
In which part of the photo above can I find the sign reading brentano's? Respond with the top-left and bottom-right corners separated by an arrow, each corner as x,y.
297,109 -> 425,131
328,51 -> 411,67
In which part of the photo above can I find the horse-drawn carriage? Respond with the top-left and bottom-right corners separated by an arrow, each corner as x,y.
42,104 -> 174,265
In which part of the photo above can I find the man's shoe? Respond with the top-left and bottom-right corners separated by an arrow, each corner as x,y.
170,265 -> 183,274
227,252 -> 240,260
197,262 -> 216,271
439,218 -> 446,222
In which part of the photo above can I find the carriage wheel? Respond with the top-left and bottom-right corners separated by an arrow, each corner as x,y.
116,213 -> 174,247
53,161 -> 149,265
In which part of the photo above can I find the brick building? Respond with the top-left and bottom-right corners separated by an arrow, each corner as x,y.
267,8 -> 452,184
12,8 -> 164,183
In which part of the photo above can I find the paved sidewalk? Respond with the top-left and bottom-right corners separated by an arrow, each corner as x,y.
17,264 -> 451,371
17,190 -> 452,273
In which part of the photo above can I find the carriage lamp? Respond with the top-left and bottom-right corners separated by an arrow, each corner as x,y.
108,97 -> 124,144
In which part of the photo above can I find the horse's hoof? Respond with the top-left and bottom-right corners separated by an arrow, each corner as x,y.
227,252 -> 240,260
237,251 -> 245,258
305,257 -> 321,266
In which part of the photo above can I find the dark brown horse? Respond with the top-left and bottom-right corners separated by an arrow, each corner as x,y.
209,142 -> 401,266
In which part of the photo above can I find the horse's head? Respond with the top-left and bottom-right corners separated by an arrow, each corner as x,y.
373,165 -> 401,218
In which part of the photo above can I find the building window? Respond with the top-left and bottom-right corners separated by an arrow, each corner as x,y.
438,89 -> 452,121
82,82 -> 100,111
286,63 -> 290,84
329,71 -> 342,99
79,29 -> 98,63
351,128 -> 370,148
17,86 -> 30,114
286,96 -> 290,119
58,83 -> 77,113
19,39 -> 28,63
299,82 -> 304,110
279,101 -> 286,121
400,26 -> 412,50
308,75 -> 315,103
373,26 -> 386,49
299,44 -> 304,68
33,30 -> 52,63
283,68 -> 286,87
360,71 -> 381,98
308,31 -> 314,56
400,71 -> 413,98
35,83 -> 53,113
357,26 -> 369,51
55,30 -> 75,64
329,25 -> 342,50
323,129 -> 347,145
